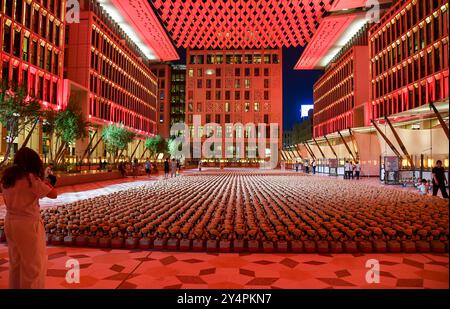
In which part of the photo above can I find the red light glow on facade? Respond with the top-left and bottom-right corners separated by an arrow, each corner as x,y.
294,13 -> 358,70
151,0 -> 334,49
110,0 -> 179,61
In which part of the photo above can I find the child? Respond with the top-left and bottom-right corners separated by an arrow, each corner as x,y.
417,179 -> 429,195
1,147 -> 58,289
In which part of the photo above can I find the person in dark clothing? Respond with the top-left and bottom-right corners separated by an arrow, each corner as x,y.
164,158 -> 170,179
432,160 -> 448,198
118,162 -> 126,177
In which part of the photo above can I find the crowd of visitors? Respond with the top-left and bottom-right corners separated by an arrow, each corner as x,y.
344,160 -> 361,180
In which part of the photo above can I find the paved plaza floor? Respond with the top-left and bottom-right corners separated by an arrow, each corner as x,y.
0,169 -> 448,289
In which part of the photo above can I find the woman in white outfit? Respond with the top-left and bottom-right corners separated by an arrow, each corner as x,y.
1,147 -> 57,289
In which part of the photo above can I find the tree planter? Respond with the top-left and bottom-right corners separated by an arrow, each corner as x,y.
75,236 -> 88,247
64,235 -> 75,246
276,241 -> 288,253
248,240 -> 260,252
219,240 -> 231,253
138,238 -> 152,250
51,235 -> 63,246
99,238 -> 111,248
291,240 -> 303,253
401,241 -> 416,253
387,240 -> 401,253
232,239 -> 245,252
167,239 -> 180,251
373,240 -> 387,253
88,237 -> 99,247
111,238 -> 124,249
192,239 -> 204,251
317,241 -> 329,253
180,239 -> 191,251
416,241 -> 430,253
330,241 -> 343,253
359,241 -> 373,253
343,241 -> 358,253
125,238 -> 138,249
304,240 -> 316,253
262,241 -> 274,253
153,238 -> 166,250
206,240 -> 218,252
430,241 -> 446,253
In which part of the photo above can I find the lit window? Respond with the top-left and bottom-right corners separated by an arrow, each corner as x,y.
245,102 -> 250,112
254,102 -> 260,112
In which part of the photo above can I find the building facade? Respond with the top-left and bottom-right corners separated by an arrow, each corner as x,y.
149,63 -> 171,139
65,0 -> 158,160
185,49 -> 283,163
369,0 -> 448,119
170,64 -> 186,128
1,0 -> 66,158
313,26 -> 370,138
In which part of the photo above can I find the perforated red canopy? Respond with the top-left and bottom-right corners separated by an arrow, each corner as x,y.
150,0 -> 334,49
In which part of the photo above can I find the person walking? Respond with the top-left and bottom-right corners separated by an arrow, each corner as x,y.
295,162 -> 299,172
354,161 -> 361,180
312,160 -> 317,174
432,160 -> 448,198
144,158 -> 151,178
344,161 -> 350,179
164,158 -> 170,179
0,147 -> 58,289
171,158 -> 177,178
304,160 -> 309,174
198,160 -> 202,172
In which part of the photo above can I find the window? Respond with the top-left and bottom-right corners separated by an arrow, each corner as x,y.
264,79 -> 269,88
206,79 -> 212,88
215,90 -> 221,100
197,79 -> 202,88
253,54 -> 261,64
235,91 -> 241,100
244,91 -> 250,100
39,45 -> 45,68
244,68 -> 250,76
264,68 -> 269,76
206,114 -> 211,123
216,68 -> 221,76
206,91 -> 211,100
235,54 -> 242,64
197,103 -> 202,112
189,55 -> 196,64
235,68 -> 241,76
197,55 -> 204,64
215,55 -> 223,64
254,102 -> 260,112
188,103 -> 193,112
13,29 -> 21,57
216,79 -> 221,88
188,69 -> 194,77
225,114 -> 231,123
2,23 -> 11,53
235,79 -> 240,88
245,102 -> 250,112
254,68 -> 260,76
215,114 -> 221,124
245,54 -> 252,64
244,79 -> 250,89
264,54 -> 271,64
264,91 -> 269,100
207,55 -> 214,64
272,54 -> 279,64
225,102 -> 230,112
197,69 -> 203,77
225,91 -> 231,100
226,55 -> 233,64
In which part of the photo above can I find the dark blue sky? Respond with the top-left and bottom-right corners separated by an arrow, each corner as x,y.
174,47 -> 323,131
282,47 -> 323,130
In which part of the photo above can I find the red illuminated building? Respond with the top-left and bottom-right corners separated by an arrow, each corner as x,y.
313,25 -> 370,138
185,49 -> 283,162
0,0 -> 66,155
65,0 -> 158,137
369,0 -> 449,119
150,63 -> 171,139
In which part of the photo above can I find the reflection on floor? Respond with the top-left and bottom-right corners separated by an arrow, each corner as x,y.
0,245 -> 447,289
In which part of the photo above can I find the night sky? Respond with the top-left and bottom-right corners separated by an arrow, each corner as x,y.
174,47 -> 324,131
